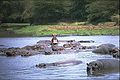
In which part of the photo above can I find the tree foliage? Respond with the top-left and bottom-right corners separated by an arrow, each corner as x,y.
70,0 -> 87,21
0,0 -> 119,24
32,0 -> 68,24
0,0 -> 25,23
86,0 -> 119,24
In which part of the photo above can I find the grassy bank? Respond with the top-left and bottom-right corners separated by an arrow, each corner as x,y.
0,23 -> 119,37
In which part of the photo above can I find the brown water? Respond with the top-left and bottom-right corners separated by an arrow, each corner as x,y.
0,36 -> 119,80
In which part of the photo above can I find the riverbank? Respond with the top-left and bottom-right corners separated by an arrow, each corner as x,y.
0,22 -> 119,37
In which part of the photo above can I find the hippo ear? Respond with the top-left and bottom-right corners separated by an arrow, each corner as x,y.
43,64 -> 46,66
95,63 -> 98,66
87,63 -> 89,66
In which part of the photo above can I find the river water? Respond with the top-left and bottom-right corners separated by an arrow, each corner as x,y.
0,36 -> 119,80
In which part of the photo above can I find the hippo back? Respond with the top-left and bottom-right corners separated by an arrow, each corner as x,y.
97,59 -> 119,69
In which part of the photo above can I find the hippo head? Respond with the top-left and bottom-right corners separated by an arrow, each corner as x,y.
36,63 -> 47,68
36,63 -> 57,68
87,62 -> 101,76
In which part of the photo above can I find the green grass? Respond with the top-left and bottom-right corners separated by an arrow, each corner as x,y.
0,23 -> 119,37
15,25 -> 119,36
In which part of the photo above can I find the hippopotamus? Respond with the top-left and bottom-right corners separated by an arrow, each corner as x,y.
51,46 -> 65,51
79,40 -> 94,43
112,48 -> 120,58
36,60 -> 82,68
63,41 -> 80,48
92,44 -> 116,54
86,59 -> 119,76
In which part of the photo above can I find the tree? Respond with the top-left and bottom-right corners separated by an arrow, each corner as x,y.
32,0 -> 70,24
86,0 -> 119,24
21,0 -> 33,23
0,0 -> 25,23
70,0 -> 87,21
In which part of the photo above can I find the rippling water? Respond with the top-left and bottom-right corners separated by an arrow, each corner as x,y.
0,36 -> 119,80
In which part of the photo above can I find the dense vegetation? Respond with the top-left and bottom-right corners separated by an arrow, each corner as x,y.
0,0 -> 119,24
